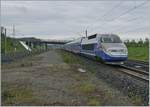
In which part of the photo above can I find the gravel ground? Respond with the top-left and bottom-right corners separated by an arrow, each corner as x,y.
1,50 -> 147,106
59,50 -> 149,106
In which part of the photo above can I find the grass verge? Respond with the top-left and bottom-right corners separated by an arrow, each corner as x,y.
57,50 -> 83,64
2,87 -> 34,105
127,46 -> 149,61
76,83 -> 96,94
57,50 -> 96,74
87,96 -> 101,106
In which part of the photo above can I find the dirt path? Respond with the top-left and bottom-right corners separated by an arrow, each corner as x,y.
2,50 -> 134,106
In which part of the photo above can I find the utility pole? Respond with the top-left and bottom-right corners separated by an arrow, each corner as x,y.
13,25 -> 16,52
13,25 -> 15,38
4,28 -> 7,54
85,29 -> 87,37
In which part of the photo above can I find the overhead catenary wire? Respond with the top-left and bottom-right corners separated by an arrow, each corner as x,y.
86,1 -> 124,33
110,16 -> 144,33
88,0 -> 149,35
126,16 -> 141,22
97,1 -> 123,21
116,26 -> 150,34
107,0 -> 148,22
109,1 -> 149,33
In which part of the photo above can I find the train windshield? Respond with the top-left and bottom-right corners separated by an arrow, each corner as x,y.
100,35 -> 122,43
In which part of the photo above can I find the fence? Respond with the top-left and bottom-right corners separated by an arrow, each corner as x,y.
1,49 -> 47,63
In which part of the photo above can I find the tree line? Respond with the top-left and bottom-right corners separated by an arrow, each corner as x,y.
124,38 -> 149,47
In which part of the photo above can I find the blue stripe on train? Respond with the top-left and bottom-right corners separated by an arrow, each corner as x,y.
95,50 -> 128,62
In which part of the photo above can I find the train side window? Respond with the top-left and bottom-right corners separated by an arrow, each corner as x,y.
99,37 -> 103,43
82,44 -> 95,50
88,34 -> 97,39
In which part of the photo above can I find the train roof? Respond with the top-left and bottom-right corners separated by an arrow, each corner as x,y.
65,37 -> 84,45
82,34 -> 120,44
88,33 -> 118,37
64,34 -> 120,45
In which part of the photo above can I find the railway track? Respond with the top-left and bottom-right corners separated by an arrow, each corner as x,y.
118,60 -> 149,82
63,50 -> 149,82
88,55 -> 149,82
119,64 -> 149,82
125,60 -> 149,69
82,54 -> 149,82
127,59 -> 149,65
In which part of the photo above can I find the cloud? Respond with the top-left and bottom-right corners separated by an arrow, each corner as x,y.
1,1 -> 150,40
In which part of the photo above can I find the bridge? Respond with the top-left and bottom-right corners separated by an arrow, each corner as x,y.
18,37 -> 71,50
18,37 -> 69,44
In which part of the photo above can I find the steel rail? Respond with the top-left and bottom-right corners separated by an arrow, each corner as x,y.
120,64 -> 149,75
81,53 -> 149,82
124,60 -> 149,72
127,59 -> 149,65
118,67 -> 149,82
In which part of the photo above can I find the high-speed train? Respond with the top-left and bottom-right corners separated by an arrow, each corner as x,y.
63,34 -> 128,64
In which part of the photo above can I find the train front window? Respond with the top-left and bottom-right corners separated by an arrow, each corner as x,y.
100,36 -> 122,43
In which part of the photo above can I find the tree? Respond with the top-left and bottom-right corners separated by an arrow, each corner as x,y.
124,39 -> 130,47
144,38 -> 149,46
131,39 -> 136,47
138,38 -> 143,47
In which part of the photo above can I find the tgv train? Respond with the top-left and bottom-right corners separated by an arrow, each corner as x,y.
63,34 -> 128,64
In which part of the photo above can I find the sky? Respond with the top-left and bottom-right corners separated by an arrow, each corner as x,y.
1,0 -> 150,41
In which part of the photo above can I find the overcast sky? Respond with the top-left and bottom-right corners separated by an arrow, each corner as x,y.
1,1 -> 150,40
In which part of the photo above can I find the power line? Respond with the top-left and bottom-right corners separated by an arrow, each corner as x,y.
98,1 -> 123,21
85,1 -> 123,34
117,26 -> 150,34
88,1 -> 148,34
109,1 -> 149,33
126,16 -> 141,22
111,16 -> 144,33
107,0 -> 148,22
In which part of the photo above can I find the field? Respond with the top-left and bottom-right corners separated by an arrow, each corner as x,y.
127,46 -> 149,61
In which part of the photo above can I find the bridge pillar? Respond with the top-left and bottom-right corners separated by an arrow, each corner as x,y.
25,41 -> 29,46
45,43 -> 48,50
40,42 -> 42,51
29,42 -> 32,47
31,42 -> 34,49
43,43 -> 48,51
33,42 -> 36,49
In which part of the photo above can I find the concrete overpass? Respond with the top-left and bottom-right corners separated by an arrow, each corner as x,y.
18,37 -> 69,44
18,37 -> 70,50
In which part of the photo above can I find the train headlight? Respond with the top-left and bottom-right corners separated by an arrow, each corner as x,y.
106,49 -> 113,55
124,49 -> 128,54
102,46 -> 107,52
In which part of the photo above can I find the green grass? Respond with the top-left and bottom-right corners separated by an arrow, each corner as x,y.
58,50 -> 98,75
1,35 -> 46,54
130,95 -> 143,106
58,50 -> 83,64
77,83 -> 96,94
73,82 -> 101,105
127,46 -> 149,61
1,35 -> 26,53
87,96 -> 101,106
2,87 -> 34,105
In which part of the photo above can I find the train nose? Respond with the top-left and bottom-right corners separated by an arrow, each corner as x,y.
106,48 -> 128,56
